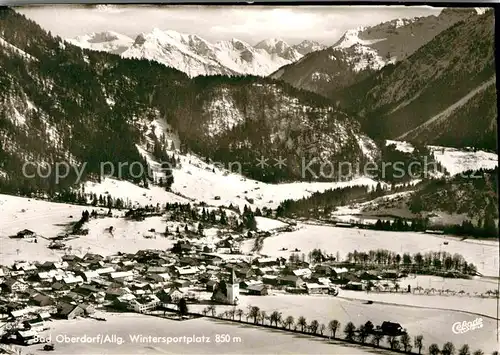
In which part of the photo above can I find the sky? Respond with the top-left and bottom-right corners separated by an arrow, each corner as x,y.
16,5 -> 444,45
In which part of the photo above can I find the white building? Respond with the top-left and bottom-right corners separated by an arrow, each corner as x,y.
226,268 -> 239,305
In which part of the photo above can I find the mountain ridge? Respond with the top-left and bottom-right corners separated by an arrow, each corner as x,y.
270,8 -> 480,97
67,29 -> 326,77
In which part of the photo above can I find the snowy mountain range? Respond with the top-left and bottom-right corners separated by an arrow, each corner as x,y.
271,8 -> 482,96
66,29 -> 325,77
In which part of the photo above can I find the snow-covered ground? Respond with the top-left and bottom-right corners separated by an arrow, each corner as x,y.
339,289 -> 498,318
255,217 -> 289,232
396,275 -> 499,297
27,312 -> 379,355
83,178 -> 188,207
167,151 -> 380,211
385,140 -> 415,154
241,223 -> 499,277
190,294 -> 498,353
385,140 -> 498,176
428,145 -> 498,176
0,194 -> 92,238
331,191 -> 415,224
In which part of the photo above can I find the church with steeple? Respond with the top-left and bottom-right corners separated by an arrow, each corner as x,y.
211,268 -> 239,305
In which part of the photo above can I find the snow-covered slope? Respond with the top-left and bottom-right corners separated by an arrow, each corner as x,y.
66,31 -> 134,55
386,140 -> 498,176
136,145 -> 380,211
332,28 -> 391,72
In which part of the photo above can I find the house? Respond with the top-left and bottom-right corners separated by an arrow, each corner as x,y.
0,267 -> 8,279
147,266 -> 169,274
358,271 -> 381,281
381,270 -> 401,279
157,287 -> 183,303
12,330 -> 39,345
129,295 -> 160,313
332,267 -> 349,278
247,284 -> 268,296
206,280 -> 218,292
61,254 -> 81,263
343,281 -> 364,291
174,266 -> 199,277
79,303 -> 96,315
305,283 -> 329,294
239,280 -> 262,289
9,270 -> 25,278
234,266 -> 255,279
172,279 -> 191,288
51,282 -> 69,292
83,253 -> 105,263
37,312 -> 51,321
13,262 -> 37,273
63,275 -> 84,285
80,270 -> 100,282
2,279 -> 29,293
110,271 -> 135,282
277,275 -> 304,288
335,222 -> 353,228
254,257 -> 277,267
292,268 -> 312,279
56,303 -> 85,319
15,229 -> 36,239
31,293 -> 55,307
255,266 -> 273,276
148,272 -> 171,283
105,287 -> 130,301
262,275 -> 279,286
314,265 -> 336,277
23,318 -> 48,332
95,267 -> 115,275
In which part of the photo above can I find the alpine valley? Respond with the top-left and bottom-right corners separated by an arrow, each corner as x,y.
0,6 -> 499,354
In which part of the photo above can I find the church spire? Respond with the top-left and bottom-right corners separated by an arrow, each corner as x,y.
230,268 -> 236,284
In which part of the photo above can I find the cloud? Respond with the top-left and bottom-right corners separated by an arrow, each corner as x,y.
16,5 -> 443,45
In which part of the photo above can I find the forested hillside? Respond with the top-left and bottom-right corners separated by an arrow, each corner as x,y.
0,8 -> 376,197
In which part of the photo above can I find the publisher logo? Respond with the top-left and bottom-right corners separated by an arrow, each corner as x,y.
451,318 -> 483,334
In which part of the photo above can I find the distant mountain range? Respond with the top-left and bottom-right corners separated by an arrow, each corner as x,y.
271,7 -> 482,97
67,29 -> 326,77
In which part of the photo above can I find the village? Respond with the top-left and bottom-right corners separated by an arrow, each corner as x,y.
0,201 -> 496,354
0,216 -> 420,349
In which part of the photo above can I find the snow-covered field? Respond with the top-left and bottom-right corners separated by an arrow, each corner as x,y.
331,191 -> 415,223
428,145 -> 498,176
83,178 -> 188,207
26,312 -> 380,355
385,140 -> 498,176
0,194 -> 92,238
190,294 -> 497,353
338,289 -> 498,318
241,224 -> 499,277
255,217 -> 289,232
398,275 -> 499,295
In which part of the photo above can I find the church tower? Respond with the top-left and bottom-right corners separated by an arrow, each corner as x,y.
226,268 -> 239,305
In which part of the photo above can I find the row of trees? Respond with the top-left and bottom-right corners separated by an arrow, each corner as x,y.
345,249 -> 477,275
200,305 -> 494,355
